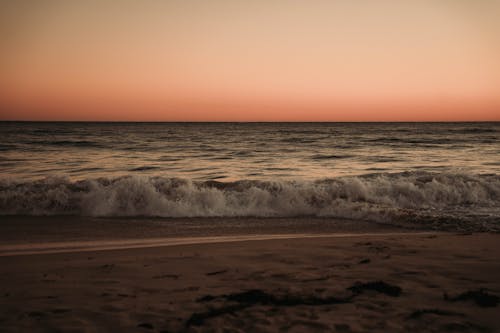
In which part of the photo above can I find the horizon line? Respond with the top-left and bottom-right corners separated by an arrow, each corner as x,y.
1,120 -> 499,124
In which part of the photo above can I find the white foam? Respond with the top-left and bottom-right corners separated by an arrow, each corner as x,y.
1,172 -> 499,230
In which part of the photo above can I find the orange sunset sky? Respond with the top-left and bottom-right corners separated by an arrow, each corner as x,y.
0,0 -> 499,121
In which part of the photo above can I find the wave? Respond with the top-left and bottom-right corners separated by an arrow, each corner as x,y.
28,140 -> 104,148
451,127 -> 497,134
129,166 -> 161,172
311,154 -> 353,160
0,172 -> 499,231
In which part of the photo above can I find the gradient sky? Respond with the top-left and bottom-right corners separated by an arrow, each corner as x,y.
1,0 -> 499,121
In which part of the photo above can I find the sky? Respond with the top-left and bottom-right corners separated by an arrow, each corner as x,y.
0,0 -> 499,121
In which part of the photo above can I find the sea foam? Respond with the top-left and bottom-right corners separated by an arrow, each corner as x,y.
1,172 -> 499,231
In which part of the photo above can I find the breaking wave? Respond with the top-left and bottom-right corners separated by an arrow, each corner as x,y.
1,172 -> 499,231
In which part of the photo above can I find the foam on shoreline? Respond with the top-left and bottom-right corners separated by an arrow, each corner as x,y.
1,172 -> 499,231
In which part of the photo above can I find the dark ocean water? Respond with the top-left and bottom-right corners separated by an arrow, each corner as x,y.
1,122 -> 499,230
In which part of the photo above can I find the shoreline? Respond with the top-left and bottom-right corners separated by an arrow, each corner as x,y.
0,215 -> 415,244
0,231 -> 439,257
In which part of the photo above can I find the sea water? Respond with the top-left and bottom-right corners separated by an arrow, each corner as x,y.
1,122 -> 499,230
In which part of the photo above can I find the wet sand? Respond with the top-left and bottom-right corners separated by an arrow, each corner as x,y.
0,227 -> 499,332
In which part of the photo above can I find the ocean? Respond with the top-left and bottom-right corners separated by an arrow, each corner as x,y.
1,122 -> 499,231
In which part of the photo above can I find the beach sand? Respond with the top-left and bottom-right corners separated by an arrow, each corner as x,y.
0,219 -> 499,333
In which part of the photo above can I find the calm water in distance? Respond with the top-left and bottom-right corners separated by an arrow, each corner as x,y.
1,122 -> 499,181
